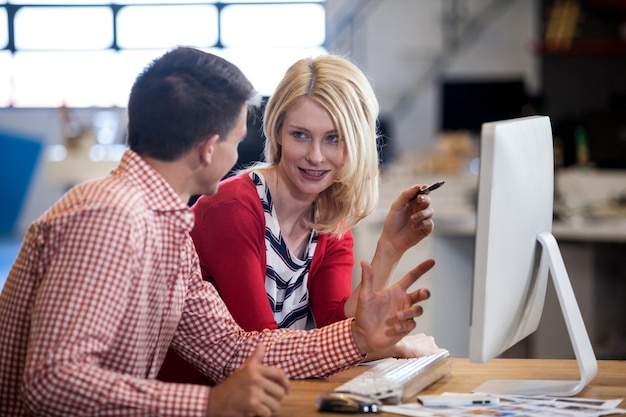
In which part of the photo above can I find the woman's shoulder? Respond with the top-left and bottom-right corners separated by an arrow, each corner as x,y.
315,229 -> 354,253
193,173 -> 259,212
219,173 -> 256,194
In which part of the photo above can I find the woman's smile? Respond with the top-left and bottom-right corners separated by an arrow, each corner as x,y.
299,168 -> 330,179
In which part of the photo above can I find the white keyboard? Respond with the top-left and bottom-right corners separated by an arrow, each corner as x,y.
334,350 -> 451,404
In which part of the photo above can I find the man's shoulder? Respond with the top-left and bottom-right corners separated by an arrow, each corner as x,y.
48,174 -> 147,221
84,174 -> 146,207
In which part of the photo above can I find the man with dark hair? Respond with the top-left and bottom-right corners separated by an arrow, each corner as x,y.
0,47 -> 435,417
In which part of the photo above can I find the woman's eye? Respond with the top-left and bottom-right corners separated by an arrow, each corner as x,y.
326,134 -> 340,143
291,130 -> 307,139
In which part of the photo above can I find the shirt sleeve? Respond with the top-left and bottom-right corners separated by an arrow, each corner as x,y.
191,184 -> 279,332
308,231 -> 355,327
174,269 -> 365,381
21,205 -> 209,417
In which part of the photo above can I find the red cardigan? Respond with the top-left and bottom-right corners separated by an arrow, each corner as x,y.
190,173 -> 354,331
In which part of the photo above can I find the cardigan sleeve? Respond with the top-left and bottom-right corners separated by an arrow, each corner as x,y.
307,230 -> 355,327
190,177 -> 279,332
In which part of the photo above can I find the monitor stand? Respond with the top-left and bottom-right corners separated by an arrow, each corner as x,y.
473,231 -> 598,396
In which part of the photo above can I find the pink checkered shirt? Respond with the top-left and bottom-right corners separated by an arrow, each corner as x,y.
0,150 -> 363,417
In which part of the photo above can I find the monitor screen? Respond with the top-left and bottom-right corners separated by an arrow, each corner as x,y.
582,108 -> 626,169
469,115 -> 597,396
440,78 -> 528,134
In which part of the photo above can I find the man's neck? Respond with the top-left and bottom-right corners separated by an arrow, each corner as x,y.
142,155 -> 194,204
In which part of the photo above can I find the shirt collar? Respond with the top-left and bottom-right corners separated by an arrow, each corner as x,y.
114,149 -> 194,230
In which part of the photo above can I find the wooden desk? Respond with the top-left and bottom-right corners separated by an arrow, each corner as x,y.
277,358 -> 626,416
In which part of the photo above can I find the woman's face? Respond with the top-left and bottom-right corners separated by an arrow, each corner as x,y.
276,98 -> 346,200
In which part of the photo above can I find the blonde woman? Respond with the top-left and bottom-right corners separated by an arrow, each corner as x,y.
159,54 -> 442,384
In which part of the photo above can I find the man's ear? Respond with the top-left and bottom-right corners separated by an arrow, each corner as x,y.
199,134 -> 220,165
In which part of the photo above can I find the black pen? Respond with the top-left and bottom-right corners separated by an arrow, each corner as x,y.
417,180 -> 445,195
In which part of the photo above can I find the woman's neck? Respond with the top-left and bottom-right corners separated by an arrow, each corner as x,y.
261,167 -> 315,255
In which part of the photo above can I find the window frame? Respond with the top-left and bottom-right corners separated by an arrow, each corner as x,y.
0,1 -> 326,107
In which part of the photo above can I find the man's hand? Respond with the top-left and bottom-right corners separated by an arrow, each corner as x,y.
350,259 -> 435,355
206,343 -> 290,417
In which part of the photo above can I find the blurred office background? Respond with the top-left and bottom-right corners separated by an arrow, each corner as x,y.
1,0 -> 625,359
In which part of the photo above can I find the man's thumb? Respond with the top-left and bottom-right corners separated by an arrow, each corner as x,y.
359,260 -> 373,295
247,342 -> 266,364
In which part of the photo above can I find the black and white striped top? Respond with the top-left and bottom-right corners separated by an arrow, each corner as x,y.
251,171 -> 318,330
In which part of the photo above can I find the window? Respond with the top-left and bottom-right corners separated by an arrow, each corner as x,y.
1,1 -> 326,107
0,8 -> 8,48
14,7 -> 113,50
116,5 -> 219,49
221,3 -> 325,48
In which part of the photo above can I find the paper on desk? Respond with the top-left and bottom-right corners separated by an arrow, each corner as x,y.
382,404 -> 442,417
383,394 -> 625,417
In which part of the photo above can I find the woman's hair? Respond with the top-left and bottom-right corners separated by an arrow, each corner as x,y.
127,47 -> 258,161
261,54 -> 380,236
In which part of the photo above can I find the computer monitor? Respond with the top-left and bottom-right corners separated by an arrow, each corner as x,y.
469,115 -> 598,396
440,78 -> 528,135
583,108 -> 626,169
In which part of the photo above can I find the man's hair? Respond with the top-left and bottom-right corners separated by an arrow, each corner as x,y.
262,54 -> 380,235
127,47 -> 257,161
